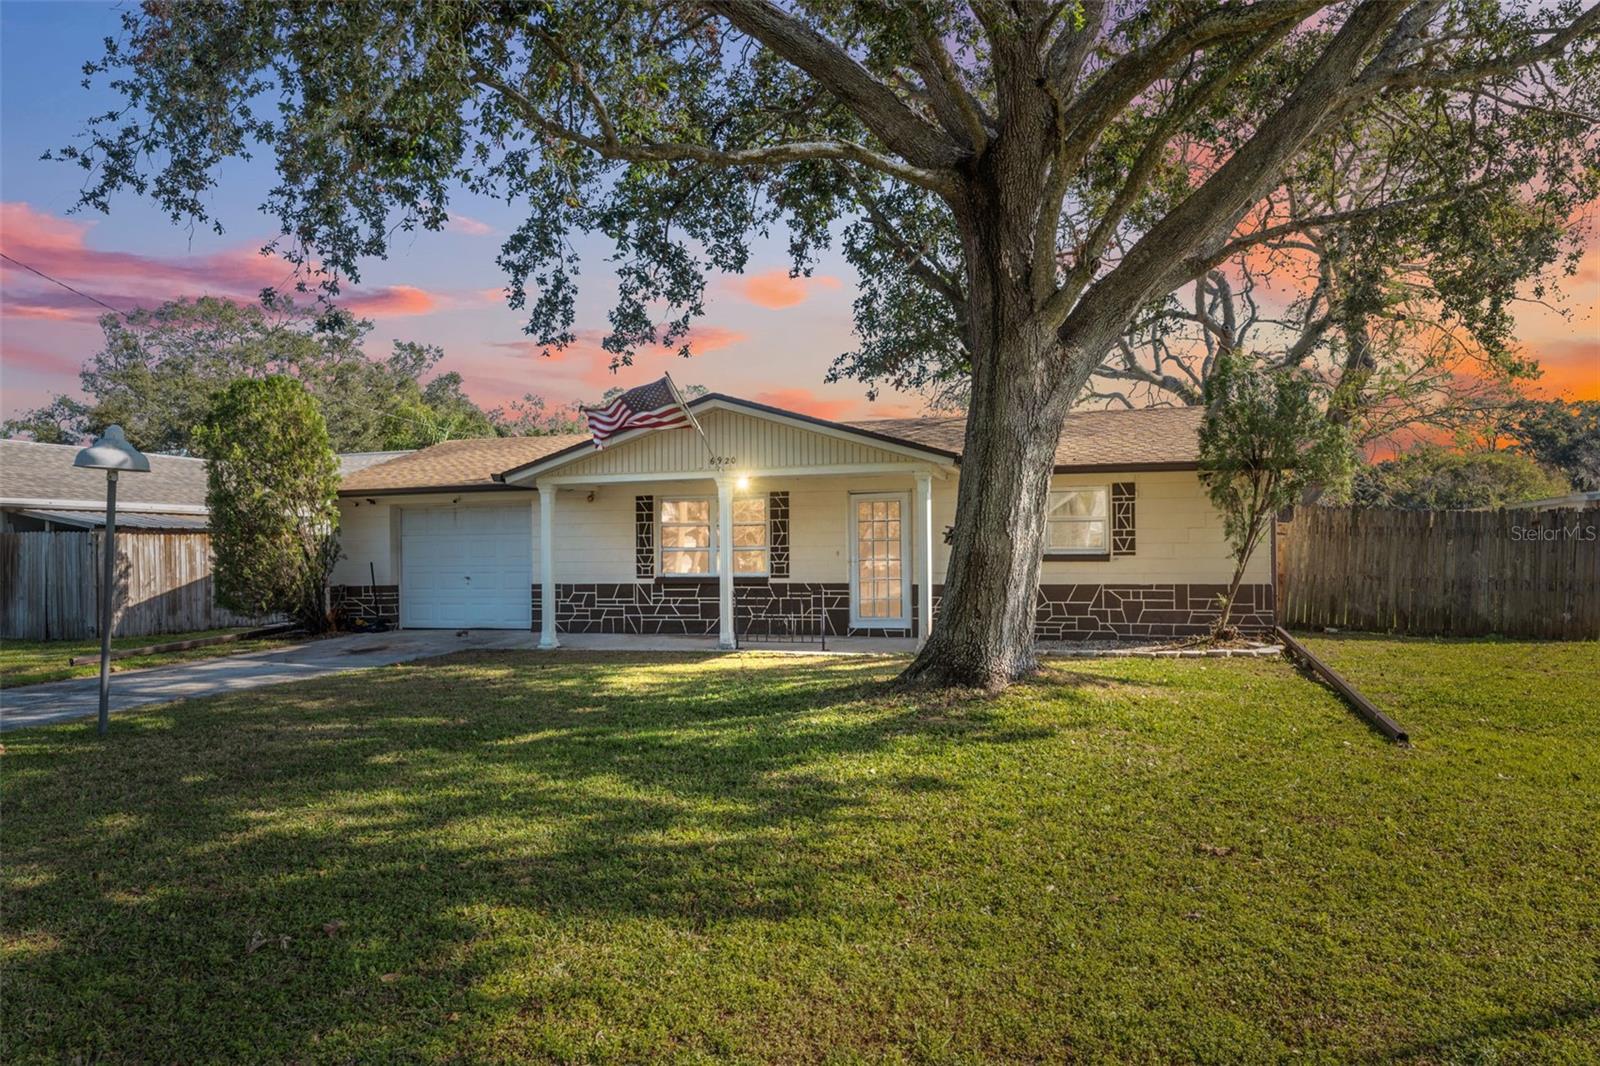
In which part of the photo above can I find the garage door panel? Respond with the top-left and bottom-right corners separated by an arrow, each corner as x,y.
400,504 -> 532,629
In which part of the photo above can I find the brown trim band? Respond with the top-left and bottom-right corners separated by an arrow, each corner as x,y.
1051,461 -> 1199,474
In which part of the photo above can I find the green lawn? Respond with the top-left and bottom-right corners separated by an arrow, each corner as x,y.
0,627 -> 299,688
3,640 -> 1596,1063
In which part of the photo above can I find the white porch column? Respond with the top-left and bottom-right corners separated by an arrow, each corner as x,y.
916,471 -> 934,645
538,484 -> 559,649
716,476 -> 736,649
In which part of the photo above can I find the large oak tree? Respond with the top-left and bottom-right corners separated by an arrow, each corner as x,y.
61,0 -> 1600,686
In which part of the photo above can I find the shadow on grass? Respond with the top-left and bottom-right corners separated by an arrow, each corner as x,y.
1368,997 -> 1600,1064
1,650 -> 1113,1058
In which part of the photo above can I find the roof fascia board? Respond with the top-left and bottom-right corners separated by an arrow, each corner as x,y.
337,483 -> 534,499
0,498 -> 210,514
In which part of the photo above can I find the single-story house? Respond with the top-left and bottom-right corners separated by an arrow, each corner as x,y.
0,439 -> 211,532
333,394 -> 1272,645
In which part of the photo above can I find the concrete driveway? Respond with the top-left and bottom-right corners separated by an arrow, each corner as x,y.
0,629 -> 535,732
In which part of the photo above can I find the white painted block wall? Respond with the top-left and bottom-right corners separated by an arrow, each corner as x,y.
331,469 -> 1266,591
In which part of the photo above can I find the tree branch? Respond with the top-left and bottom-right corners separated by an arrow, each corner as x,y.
845,172 -> 968,312
698,0 -> 966,170
1171,185 -> 1486,284
1356,4 -> 1600,95
1053,0 -> 1404,356
1039,22 -> 1293,309
907,16 -> 990,152
469,62 -> 957,196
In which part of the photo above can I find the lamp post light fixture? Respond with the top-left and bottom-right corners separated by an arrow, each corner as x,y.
73,425 -> 150,736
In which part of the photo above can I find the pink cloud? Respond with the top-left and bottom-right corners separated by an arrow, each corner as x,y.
1,343 -> 82,375
341,284 -> 438,317
446,213 -> 494,237
0,202 -> 287,304
736,269 -> 842,310
0,202 -> 449,323
751,388 -> 855,420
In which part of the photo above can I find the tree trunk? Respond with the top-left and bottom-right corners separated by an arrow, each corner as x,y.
901,338 -> 1074,687
1212,556 -> 1250,640
901,168 -> 1095,688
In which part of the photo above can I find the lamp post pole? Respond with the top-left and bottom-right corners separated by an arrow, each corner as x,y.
73,425 -> 148,737
97,471 -> 119,736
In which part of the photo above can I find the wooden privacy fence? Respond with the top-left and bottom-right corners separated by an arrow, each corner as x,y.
0,531 -> 269,641
1276,505 -> 1599,639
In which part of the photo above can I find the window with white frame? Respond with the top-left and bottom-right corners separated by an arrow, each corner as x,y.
660,497 -> 713,575
731,496 -> 769,575
1046,487 -> 1108,553
658,496 -> 770,576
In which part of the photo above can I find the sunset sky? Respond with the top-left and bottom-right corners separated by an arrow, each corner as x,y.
2,2 -> 1594,432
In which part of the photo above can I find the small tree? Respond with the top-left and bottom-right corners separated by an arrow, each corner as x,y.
1199,355 -> 1353,638
196,376 -> 342,633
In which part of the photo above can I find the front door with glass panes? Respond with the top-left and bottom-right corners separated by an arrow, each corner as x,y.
848,492 -> 910,628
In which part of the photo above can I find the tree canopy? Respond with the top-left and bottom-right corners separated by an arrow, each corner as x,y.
1,296 -> 584,451
1502,399 -> 1600,491
1354,443 -> 1572,509
56,0 -> 1600,686
1198,353 -> 1353,635
196,375 -> 342,632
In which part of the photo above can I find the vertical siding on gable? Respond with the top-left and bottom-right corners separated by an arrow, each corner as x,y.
546,408 -> 919,478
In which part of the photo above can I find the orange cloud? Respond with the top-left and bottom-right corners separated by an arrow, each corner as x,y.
751,388 -> 854,420
737,269 -> 842,309
680,325 -> 747,355
341,284 -> 438,317
1528,337 -> 1600,400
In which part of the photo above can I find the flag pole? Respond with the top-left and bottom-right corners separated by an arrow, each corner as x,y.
664,371 -> 714,461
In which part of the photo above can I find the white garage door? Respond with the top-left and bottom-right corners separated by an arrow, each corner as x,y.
400,505 -> 532,629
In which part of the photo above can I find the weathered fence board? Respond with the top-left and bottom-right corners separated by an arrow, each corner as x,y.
0,531 -> 269,640
1277,505 -> 1599,639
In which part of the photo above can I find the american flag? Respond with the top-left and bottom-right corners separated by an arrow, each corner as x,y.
581,375 -> 693,448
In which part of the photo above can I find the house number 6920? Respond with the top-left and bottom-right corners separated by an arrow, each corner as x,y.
708,455 -> 738,468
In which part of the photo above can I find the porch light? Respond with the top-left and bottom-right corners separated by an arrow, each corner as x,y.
735,475 -> 751,491
73,425 -> 149,736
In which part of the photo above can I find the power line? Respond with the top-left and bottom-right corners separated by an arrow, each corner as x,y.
0,249 -> 496,441
0,250 -> 134,318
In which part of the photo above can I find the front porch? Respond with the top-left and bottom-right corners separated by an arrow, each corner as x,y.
529,466 -> 945,651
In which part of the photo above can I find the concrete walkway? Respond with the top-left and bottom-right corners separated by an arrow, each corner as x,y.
0,629 -> 536,732
0,630 -> 923,732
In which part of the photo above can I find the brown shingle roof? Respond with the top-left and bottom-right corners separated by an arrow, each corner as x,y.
339,434 -> 588,494
846,405 -> 1205,469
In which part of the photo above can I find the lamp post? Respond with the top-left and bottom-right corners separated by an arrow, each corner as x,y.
73,425 -> 149,736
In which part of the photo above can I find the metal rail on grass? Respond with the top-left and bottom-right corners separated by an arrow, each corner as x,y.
1276,626 -> 1410,745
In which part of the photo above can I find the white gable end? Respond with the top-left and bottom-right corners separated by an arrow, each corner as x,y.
520,405 -> 942,482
